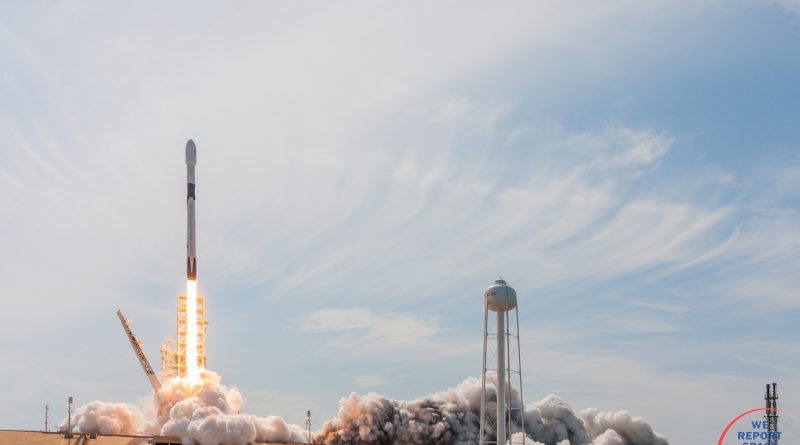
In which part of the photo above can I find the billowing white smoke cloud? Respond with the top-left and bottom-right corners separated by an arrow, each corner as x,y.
63,400 -> 142,436
62,371 -> 667,445
60,369 -> 306,444
315,377 -> 668,445
580,409 -> 667,445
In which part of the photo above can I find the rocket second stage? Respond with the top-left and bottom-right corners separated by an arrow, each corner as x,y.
186,139 -> 197,280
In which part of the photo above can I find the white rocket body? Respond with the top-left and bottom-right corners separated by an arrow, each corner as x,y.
186,140 -> 197,280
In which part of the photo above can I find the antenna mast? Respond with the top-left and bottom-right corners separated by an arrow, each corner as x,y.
765,382 -> 778,445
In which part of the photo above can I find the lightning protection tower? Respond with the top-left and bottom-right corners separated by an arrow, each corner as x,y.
480,278 -> 526,445
765,382 -> 778,445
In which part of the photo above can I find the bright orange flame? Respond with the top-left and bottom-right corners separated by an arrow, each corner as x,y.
186,279 -> 199,384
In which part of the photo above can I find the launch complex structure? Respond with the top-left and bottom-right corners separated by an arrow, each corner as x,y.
160,139 -> 207,382
159,291 -> 207,380
118,140 -> 208,387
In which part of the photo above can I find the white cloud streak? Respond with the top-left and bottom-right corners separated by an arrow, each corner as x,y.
294,309 -> 446,353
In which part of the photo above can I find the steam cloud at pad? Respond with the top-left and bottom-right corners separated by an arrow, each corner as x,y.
60,370 -> 307,445
60,370 -> 668,445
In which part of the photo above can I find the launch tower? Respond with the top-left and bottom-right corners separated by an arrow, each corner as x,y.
160,293 -> 207,380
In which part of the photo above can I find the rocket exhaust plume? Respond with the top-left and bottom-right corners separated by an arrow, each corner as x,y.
186,279 -> 199,383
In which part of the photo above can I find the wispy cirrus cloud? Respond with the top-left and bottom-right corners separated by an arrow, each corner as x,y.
293,309 -> 445,352
352,375 -> 389,389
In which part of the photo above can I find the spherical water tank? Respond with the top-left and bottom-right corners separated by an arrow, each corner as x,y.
484,278 -> 517,312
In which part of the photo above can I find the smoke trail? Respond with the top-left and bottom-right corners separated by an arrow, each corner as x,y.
315,377 -> 668,445
186,279 -> 200,384
60,370 -> 306,444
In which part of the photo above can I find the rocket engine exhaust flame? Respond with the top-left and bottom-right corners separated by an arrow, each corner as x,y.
186,279 -> 200,384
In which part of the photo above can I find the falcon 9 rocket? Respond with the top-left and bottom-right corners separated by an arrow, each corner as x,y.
186,140 -> 197,281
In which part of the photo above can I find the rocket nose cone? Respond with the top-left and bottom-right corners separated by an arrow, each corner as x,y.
186,139 -> 197,165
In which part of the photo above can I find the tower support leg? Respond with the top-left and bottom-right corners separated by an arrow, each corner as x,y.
497,311 -> 506,445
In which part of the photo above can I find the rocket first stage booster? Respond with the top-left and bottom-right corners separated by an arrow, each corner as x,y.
186,139 -> 197,280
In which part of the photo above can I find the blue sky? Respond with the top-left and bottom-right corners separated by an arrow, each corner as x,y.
1,2 -> 799,444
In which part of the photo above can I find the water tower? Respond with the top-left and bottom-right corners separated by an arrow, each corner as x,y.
480,278 -> 526,445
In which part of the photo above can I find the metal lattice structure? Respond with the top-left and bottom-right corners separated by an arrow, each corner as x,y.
161,293 -> 207,380
765,382 -> 778,445
480,278 -> 526,445
117,309 -> 162,391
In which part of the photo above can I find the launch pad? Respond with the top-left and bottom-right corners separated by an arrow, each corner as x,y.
0,431 -> 303,445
